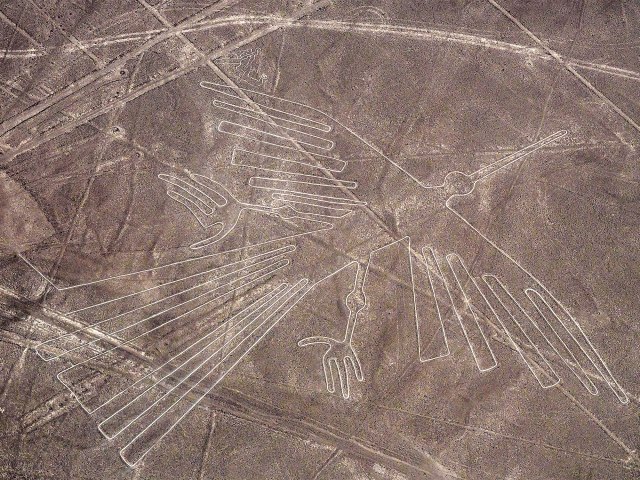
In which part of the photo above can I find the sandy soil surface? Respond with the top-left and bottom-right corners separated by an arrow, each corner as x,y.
0,1 -> 639,478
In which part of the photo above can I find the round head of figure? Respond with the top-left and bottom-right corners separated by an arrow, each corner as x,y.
442,171 -> 475,197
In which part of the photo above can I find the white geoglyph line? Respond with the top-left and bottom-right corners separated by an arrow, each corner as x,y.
299,237 -> 414,399
203,82 -> 571,197
270,192 -> 357,210
213,98 -> 327,132
213,100 -> 335,148
232,146 -> 345,173
410,246 -> 451,362
214,125 -> 344,168
269,191 -> 364,206
428,124 -> 627,402
160,172 -> 334,249
445,204 -> 629,403
27,75 -> 628,476
11,19 -> 640,85
117,279 -> 310,466
38,256 -> 289,361
16,245 -> 284,291
202,81 -> 332,132
35,246 -> 294,360
55,262 -> 288,413
467,131 -> 567,183
248,180 -> 367,205
482,275 -> 560,388
297,261 -> 364,399
440,253 -> 547,383
248,175 -> 356,190
216,48 -> 266,87
218,121 -> 334,152
97,283 -> 294,438
203,83 -> 342,165
223,81 -> 622,401
525,289 -> 603,396
66,246 -> 294,315
91,284 -> 289,416
232,148 -> 356,186
430,249 -> 498,372
270,195 -> 353,219
394,235 -> 616,397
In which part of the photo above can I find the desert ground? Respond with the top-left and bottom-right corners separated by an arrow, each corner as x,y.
0,1 -> 639,479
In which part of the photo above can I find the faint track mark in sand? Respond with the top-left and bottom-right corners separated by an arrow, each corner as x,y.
5,17 -> 640,82
0,0 -> 244,139
0,2 -> 331,165
487,0 -> 640,135
2,11 -> 639,149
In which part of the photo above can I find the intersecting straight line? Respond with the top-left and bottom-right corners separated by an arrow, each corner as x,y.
39,71 -> 144,302
40,256 -> 289,361
0,8 -> 43,50
64,246 -> 293,314
0,0 -> 242,138
135,0 -> 242,87
83,15 -> 455,463
48,0 -> 414,266
104,282 -> 299,441
0,75 -> 157,171
23,0 -> 104,67
188,16 -> 599,475
54,262 -> 286,391
6,16 -> 640,83
483,0 -> 639,461
0,0 -> 331,164
373,403 -> 629,467
5,0 -> 632,473
116,280 -> 311,467
92,284 -> 288,415
487,0 -> 640,134
85,0 -> 370,443
202,64 -> 431,267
